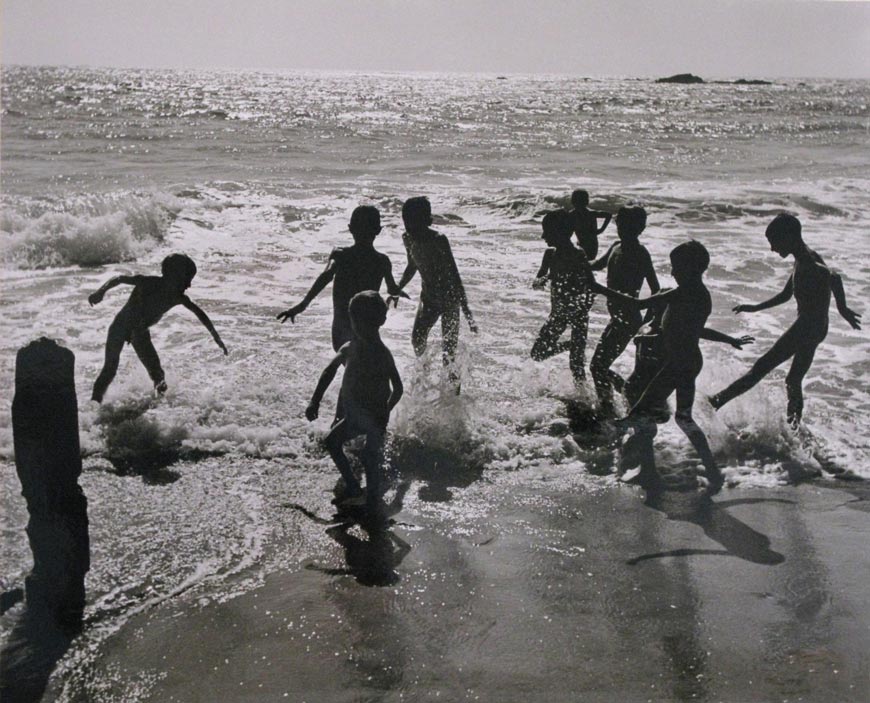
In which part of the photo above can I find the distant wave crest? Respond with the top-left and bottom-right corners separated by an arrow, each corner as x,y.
0,192 -> 181,269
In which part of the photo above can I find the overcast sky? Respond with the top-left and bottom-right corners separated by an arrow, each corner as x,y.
2,0 -> 868,78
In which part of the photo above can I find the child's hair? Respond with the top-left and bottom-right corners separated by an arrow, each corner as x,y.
542,210 -> 573,239
401,196 -> 432,225
348,290 -> 388,329
161,253 -> 197,281
766,213 -> 801,241
670,240 -> 710,275
571,189 -> 590,208
349,205 -> 381,235
615,206 -> 647,235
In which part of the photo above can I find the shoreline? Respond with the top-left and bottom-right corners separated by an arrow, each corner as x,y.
47,475 -> 870,702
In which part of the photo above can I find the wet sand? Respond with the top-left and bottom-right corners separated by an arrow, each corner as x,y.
62,477 -> 870,703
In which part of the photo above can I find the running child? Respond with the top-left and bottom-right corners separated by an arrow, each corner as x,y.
710,214 -> 860,427
395,197 -> 477,370
88,253 -> 227,402
306,291 -> 403,506
278,205 -> 407,350
589,206 -> 660,415
610,241 -> 753,494
570,189 -> 612,260
531,210 -> 595,385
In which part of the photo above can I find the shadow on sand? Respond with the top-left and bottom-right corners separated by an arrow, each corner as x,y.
0,605 -> 80,703
286,481 -> 413,587
628,495 -> 789,566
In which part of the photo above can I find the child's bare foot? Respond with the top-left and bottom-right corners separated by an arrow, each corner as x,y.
155,380 -> 168,396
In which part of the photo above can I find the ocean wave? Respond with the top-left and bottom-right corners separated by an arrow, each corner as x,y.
0,192 -> 181,269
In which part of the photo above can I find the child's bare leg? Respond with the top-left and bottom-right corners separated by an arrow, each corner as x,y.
531,316 -> 569,362
785,341 -> 820,428
324,420 -> 363,496
412,302 -> 440,358
440,305 -> 460,367
591,320 -> 637,410
92,322 -> 127,402
674,379 -> 721,491
130,329 -> 166,393
569,311 -> 590,384
711,323 -> 801,409
361,429 -> 386,502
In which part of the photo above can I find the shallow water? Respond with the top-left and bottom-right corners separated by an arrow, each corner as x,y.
1,66 -> 869,699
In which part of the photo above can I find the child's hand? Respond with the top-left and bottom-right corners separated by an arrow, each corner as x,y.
387,291 -> 410,308
532,277 -> 547,290
88,290 -> 104,306
277,304 -> 305,324
733,304 -> 757,314
731,335 -> 755,349
217,339 -> 228,355
468,319 -> 478,333
305,402 -> 319,421
839,305 -> 862,330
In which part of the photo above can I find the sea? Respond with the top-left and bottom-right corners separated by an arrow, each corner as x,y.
1,65 -> 868,700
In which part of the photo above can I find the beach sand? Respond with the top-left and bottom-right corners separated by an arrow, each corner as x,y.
51,471 -> 870,703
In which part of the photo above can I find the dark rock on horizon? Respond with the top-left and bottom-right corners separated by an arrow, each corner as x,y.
656,73 -> 705,84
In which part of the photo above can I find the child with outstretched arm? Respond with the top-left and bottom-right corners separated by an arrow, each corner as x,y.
599,242 -> 753,495
88,253 -> 227,402
710,214 -> 860,427
306,291 -> 403,506
531,210 -> 595,385
395,197 -> 477,376
278,206 -> 407,351
570,189 -> 612,260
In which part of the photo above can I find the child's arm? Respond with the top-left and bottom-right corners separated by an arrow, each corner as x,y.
88,275 -> 145,306
734,275 -> 793,313
383,256 -> 411,307
593,284 -> 676,310
594,211 -> 612,235
181,297 -> 228,354
831,272 -> 861,330
396,246 -> 418,293
443,238 -> 477,333
700,328 -> 755,349
532,249 -> 553,289
277,259 -> 337,323
643,249 -> 661,294
590,242 -> 616,272
306,348 -> 346,421
387,355 -> 404,412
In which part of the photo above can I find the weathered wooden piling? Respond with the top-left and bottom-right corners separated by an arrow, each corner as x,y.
12,338 -> 89,631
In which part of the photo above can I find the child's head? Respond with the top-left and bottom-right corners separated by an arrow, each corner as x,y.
669,241 -> 709,284
348,290 -> 388,337
765,213 -> 801,257
161,253 -> 197,291
541,210 -> 573,246
571,189 -> 590,209
349,205 -> 382,243
615,206 -> 647,241
402,197 -> 432,233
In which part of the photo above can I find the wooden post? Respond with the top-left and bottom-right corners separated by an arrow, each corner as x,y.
12,338 -> 89,631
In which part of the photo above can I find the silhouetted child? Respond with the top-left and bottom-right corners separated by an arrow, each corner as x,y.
306,291 -> 403,505
571,189 -> 612,259
589,206 -> 660,414
278,206 -> 407,351
710,214 -> 860,427
531,210 -> 595,385
88,253 -> 227,402
619,285 -> 753,488
610,241 -> 753,495
396,197 -> 477,370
